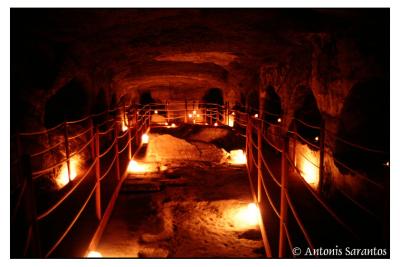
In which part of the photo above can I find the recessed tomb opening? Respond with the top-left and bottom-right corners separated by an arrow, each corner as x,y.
334,78 -> 389,178
44,79 -> 89,129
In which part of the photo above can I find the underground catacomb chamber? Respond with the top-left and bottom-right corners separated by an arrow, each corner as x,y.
10,8 -> 390,259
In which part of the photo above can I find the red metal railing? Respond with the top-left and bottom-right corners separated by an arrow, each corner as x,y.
11,100 -> 388,258
11,105 -> 152,258
235,106 -> 388,258
11,100 -> 230,258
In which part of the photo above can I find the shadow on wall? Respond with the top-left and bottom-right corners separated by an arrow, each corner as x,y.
44,79 -> 89,129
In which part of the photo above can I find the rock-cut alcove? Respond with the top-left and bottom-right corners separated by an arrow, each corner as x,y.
44,79 -> 90,129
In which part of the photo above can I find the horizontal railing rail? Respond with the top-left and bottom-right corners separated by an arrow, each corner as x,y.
11,100 -> 388,258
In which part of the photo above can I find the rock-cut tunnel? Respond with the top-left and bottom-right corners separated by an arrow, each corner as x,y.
10,8 -> 390,259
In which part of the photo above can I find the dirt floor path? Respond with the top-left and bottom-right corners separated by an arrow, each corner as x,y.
96,131 -> 265,258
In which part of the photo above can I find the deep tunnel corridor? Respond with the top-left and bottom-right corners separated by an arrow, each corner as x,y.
96,128 -> 264,258
10,8 -> 390,259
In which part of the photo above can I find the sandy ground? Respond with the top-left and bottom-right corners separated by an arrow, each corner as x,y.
96,130 -> 265,258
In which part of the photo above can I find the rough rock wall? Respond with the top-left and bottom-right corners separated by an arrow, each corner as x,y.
257,32 -> 389,203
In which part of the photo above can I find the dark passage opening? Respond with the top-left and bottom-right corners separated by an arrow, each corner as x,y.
139,90 -> 166,117
263,85 -> 282,125
139,90 -> 155,105
246,90 -> 259,114
92,88 -> 108,114
202,88 -> 224,105
290,86 -> 321,148
201,88 -> 224,123
334,78 -> 389,177
44,79 -> 89,128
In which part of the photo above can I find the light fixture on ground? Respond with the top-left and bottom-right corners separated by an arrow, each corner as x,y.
295,144 -> 319,190
232,203 -> 260,229
56,155 -> 81,189
120,114 -> 128,132
228,149 -> 246,165
128,159 -> 149,173
121,122 -> 128,132
227,114 -> 235,127
87,250 -> 102,258
141,133 -> 149,144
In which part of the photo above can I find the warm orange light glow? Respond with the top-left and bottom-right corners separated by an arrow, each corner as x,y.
227,114 -> 235,127
254,114 -> 258,118
232,203 -> 260,229
164,122 -> 169,126
192,110 -> 197,115
121,121 -> 128,132
196,114 -> 200,118
295,145 -> 319,189
171,123 -> 177,128
314,136 -> 319,141
122,124 -> 128,132
120,114 -> 128,132
231,112 -> 235,115
228,149 -> 246,165
128,160 -> 150,173
154,110 -> 158,114
141,133 -> 149,144
214,122 -> 218,126
277,118 -> 282,123
188,114 -> 193,118
87,251 -> 102,258
56,155 -> 80,188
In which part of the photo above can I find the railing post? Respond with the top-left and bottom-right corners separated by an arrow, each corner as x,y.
89,117 -> 95,161
227,102 -> 230,126
257,121 -> 263,203
114,120 -> 121,181
63,122 -> 71,182
248,118 -> 253,172
148,106 -> 152,128
185,98 -> 188,123
166,101 -> 169,124
128,116 -> 132,160
135,110 -> 140,147
279,132 -> 289,258
318,117 -> 325,194
95,127 -> 102,220
123,104 -> 128,131
21,154 -> 41,257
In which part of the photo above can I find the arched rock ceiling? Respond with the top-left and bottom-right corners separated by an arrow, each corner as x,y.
12,8 -> 386,101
